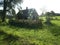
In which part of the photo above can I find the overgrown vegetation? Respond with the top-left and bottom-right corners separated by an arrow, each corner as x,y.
0,16 -> 60,45
8,19 -> 43,29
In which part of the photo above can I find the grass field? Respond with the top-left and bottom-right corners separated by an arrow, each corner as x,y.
0,16 -> 60,45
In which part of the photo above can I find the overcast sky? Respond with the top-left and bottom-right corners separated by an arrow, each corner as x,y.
21,0 -> 60,15
0,0 -> 60,15
0,0 -> 3,2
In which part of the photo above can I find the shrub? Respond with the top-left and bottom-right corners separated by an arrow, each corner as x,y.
8,19 -> 43,28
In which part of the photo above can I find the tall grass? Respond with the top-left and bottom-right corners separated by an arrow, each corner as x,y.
0,16 -> 60,45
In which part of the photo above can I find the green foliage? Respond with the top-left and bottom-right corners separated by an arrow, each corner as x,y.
8,19 -> 43,29
0,16 -> 60,45
1,0 -> 23,22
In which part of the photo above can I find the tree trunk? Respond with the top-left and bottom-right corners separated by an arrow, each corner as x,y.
2,0 -> 7,22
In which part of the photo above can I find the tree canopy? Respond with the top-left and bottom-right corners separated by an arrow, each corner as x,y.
2,0 -> 23,22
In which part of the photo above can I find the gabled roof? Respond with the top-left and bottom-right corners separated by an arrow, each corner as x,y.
17,8 -> 38,15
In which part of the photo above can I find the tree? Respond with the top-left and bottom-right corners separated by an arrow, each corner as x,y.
50,11 -> 55,16
2,0 -> 23,22
2,0 -> 7,22
51,11 -> 55,14
40,7 -> 47,16
45,12 -> 51,25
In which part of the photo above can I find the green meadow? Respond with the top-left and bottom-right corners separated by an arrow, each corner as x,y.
0,16 -> 60,45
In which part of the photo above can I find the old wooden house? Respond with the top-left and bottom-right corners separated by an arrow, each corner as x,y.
16,8 -> 39,20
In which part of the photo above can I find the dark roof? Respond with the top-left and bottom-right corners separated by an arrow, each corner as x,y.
17,9 -> 28,15
17,8 -> 38,17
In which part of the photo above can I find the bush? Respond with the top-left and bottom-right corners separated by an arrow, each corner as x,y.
8,19 -> 43,28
